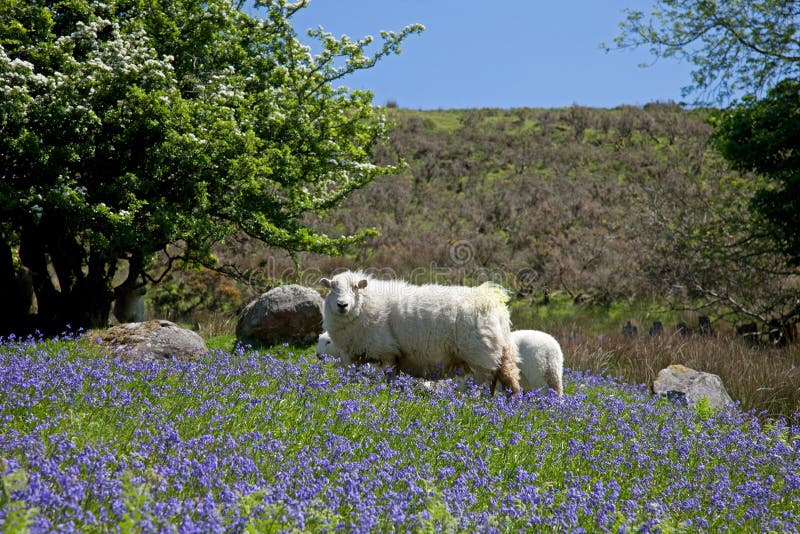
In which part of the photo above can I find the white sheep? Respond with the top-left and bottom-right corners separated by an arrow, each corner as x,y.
510,330 -> 563,395
316,331 -> 338,358
317,329 -> 563,396
319,271 -> 521,394
316,330 -> 351,363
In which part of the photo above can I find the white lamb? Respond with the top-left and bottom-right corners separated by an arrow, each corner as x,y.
319,271 -> 521,394
317,329 -> 564,396
510,330 -> 563,395
316,331 -> 345,360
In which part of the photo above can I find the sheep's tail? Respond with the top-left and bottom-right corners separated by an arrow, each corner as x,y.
491,342 -> 521,396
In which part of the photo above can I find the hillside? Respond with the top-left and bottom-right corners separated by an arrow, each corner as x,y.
141,104 -> 800,421
159,104 -> 729,320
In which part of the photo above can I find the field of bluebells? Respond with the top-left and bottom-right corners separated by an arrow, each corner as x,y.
1,331 -> 799,533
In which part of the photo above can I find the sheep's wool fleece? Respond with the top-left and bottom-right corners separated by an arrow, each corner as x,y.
511,330 -> 564,395
322,271 -> 519,379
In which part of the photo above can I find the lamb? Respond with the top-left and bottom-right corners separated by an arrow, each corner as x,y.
316,331 -> 346,361
510,330 -> 563,395
317,329 -> 564,396
319,270 -> 521,394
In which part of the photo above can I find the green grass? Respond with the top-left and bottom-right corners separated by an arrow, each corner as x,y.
510,293 -> 685,335
389,108 -> 464,134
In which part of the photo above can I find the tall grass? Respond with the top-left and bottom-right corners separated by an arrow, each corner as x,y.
552,327 -> 800,421
511,298 -> 800,420
0,333 -> 798,532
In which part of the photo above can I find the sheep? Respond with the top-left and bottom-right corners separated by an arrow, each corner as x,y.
316,331 -> 338,358
318,328 -> 563,396
510,330 -> 563,396
319,270 -> 521,394
316,330 -> 351,363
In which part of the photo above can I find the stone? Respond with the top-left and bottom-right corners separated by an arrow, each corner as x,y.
698,315 -> 714,336
621,320 -> 638,337
653,364 -> 733,409
97,320 -> 207,361
736,322 -> 760,345
767,319 -> 798,347
236,284 -> 323,346
648,321 -> 664,337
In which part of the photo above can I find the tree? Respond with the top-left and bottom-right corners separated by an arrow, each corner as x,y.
612,0 -> 800,104
613,1 -> 800,330
634,151 -> 800,331
712,79 -> 800,268
0,0 -> 422,333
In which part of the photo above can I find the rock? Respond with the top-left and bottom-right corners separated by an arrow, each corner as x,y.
698,315 -> 714,336
98,320 -> 207,361
621,320 -> 638,337
653,364 -> 732,409
736,322 -> 760,345
648,321 -> 664,337
236,285 -> 323,346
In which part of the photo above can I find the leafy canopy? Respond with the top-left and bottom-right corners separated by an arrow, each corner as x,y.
610,1 -> 800,326
712,79 -> 800,267
0,0 -> 422,330
611,0 -> 800,104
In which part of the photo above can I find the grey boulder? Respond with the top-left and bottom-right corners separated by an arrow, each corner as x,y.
98,320 -> 207,361
236,284 -> 323,346
653,364 -> 733,409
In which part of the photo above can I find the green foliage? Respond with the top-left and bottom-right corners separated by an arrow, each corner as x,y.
713,79 -> 800,267
611,0 -> 800,104
509,293 -> 681,336
608,2 -> 800,325
0,461 -> 35,533
0,0 -> 421,331
691,397 -> 717,422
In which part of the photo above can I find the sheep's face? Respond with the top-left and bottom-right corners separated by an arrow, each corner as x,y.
320,273 -> 368,319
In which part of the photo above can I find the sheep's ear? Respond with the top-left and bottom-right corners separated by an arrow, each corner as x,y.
357,279 -> 368,289
319,278 -> 332,288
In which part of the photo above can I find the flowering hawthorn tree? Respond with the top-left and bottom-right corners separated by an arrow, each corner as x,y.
0,0 -> 422,332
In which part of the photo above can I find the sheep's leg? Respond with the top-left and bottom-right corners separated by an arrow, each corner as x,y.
383,353 -> 402,383
490,373 -> 499,395
495,344 -> 521,396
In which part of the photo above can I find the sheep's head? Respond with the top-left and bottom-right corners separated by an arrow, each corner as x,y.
319,271 -> 368,320
316,331 -> 333,357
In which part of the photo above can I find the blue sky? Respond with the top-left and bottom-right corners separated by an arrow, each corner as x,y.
270,0 -> 695,109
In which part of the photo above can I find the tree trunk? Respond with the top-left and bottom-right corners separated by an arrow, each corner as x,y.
19,224 -> 61,332
18,224 -> 116,334
0,236 -> 34,335
59,249 -> 116,331
112,252 -> 147,323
